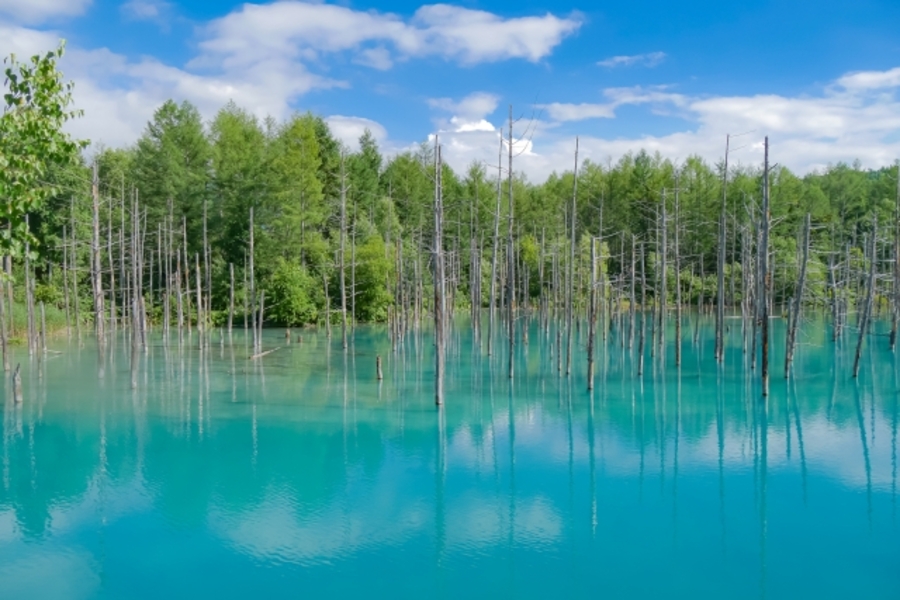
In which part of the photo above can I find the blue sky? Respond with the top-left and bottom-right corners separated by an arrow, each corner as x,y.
2,0 -> 900,179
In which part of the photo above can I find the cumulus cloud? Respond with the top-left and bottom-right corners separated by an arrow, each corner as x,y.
325,116 -> 388,151
194,2 -> 581,70
4,2 -> 900,182
429,70 -> 900,181
538,86 -> 687,123
0,0 -> 92,24
2,2 -> 578,148
428,91 -> 500,132
835,66 -> 900,91
120,0 -> 172,24
0,21 -> 61,56
597,51 -> 666,68
353,47 -> 393,71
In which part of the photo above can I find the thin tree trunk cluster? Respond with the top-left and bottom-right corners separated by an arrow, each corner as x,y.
1,137 -> 895,404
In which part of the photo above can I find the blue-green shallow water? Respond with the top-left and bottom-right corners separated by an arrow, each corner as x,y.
0,317 -> 898,599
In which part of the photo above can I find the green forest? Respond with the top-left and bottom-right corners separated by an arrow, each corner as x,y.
4,45 -> 900,337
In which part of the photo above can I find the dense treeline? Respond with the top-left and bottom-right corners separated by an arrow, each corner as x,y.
15,97 -> 898,333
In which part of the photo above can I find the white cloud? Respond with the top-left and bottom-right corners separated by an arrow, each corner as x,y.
0,0 -> 91,24
835,66 -> 900,91
429,92 -> 499,122
194,2 -> 582,71
2,2 -> 578,150
4,2 -> 900,183
537,86 -> 687,123
408,4 -> 582,64
428,91 -> 500,132
121,0 -> 171,23
0,21 -> 60,56
428,69 -> 900,181
597,51 -> 666,68
540,102 -> 617,122
325,115 -> 388,151
0,2 -> 580,159
353,47 -> 393,71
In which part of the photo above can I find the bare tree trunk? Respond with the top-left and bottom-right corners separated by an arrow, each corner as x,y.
121,197 -> 129,329
674,183 -> 683,367
229,262 -> 235,334
91,161 -> 105,343
196,253 -> 203,335
599,196 -> 607,343
71,206 -> 82,343
760,136 -> 771,396
203,195 -> 211,332
555,248 -> 562,374
176,248 -> 184,345
40,301 -> 46,354
854,214 -> 878,378
249,206 -> 257,352
629,235 -> 636,350
659,189 -> 668,366
162,218 -> 170,340
258,290 -> 265,346
108,192 -> 117,333
507,108 -> 515,379
587,236 -> 597,390
488,128 -> 503,356
160,222 -> 168,339
566,137 -> 578,377
24,217 -> 35,356
63,226 -> 71,336
0,282 -> 7,371
716,135 -> 730,362
785,213 -> 811,378
828,251 -> 839,341
434,140 -> 447,405
323,271 -> 331,338
130,191 -> 140,389
891,160 -> 900,350
695,254 -> 703,346
638,242 -> 647,377
351,204 -> 357,334
340,151 -> 349,350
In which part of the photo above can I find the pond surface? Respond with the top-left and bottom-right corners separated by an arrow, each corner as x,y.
0,317 -> 898,599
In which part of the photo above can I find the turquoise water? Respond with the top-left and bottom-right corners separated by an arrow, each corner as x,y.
0,316 -> 898,599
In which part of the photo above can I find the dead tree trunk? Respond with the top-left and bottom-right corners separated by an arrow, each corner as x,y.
40,301 -> 46,354
0,282 -> 7,371
487,129 -> 503,357
629,235 -> 636,349
587,236 -> 597,390
760,136 -> 771,396
785,213 -> 811,378
258,290 -> 265,345
433,140 -> 447,406
91,161 -> 105,342
507,108 -> 515,379
891,160 -> 900,350
659,189 -> 668,366
195,253 -> 203,335
853,214 -> 877,378
249,206 -> 257,352
203,195 -> 211,332
638,242 -> 647,377
674,182 -> 683,367
566,137 -> 578,377
24,217 -> 35,355
229,262 -> 235,334
716,135 -> 730,363
339,151 -> 349,350
108,193 -> 117,333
